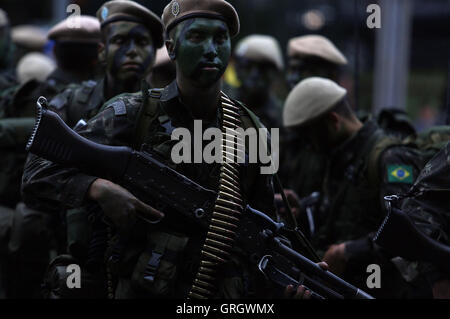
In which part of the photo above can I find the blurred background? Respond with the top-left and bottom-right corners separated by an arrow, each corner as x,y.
1,0 -> 449,131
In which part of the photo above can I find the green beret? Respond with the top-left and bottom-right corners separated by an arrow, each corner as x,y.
162,0 -> 240,38
48,15 -> 101,43
97,0 -> 164,48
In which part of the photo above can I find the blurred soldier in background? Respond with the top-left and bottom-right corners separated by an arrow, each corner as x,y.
148,46 -> 175,89
280,35 -> 348,203
286,35 -> 347,89
282,77 -> 431,298
0,14 -> 101,299
0,9 -> 16,94
11,25 -> 47,65
0,15 -> 101,120
16,52 -> 55,85
49,0 -> 164,129
230,34 -> 284,130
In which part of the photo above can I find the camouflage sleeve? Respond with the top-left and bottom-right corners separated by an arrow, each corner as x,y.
378,145 -> 423,201
22,95 -> 140,212
401,143 -> 450,283
345,145 -> 423,261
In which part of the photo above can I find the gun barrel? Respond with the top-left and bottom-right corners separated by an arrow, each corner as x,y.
272,237 -> 374,299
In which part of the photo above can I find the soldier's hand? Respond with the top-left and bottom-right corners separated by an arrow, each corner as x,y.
323,243 -> 347,276
275,189 -> 301,218
88,178 -> 164,232
284,262 -> 329,299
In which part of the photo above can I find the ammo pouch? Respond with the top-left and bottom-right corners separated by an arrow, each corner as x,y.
42,255 -> 107,299
130,231 -> 189,297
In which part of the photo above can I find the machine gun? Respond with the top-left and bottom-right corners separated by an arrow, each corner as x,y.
26,97 -> 374,299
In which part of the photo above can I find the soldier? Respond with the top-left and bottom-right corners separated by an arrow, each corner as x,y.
280,35 -> 349,202
0,15 -> 101,120
0,15 -> 102,299
49,0 -> 164,129
399,144 -> 450,299
286,35 -> 347,89
282,77 -> 430,298
0,9 -> 16,93
231,34 -> 284,130
22,0 -> 283,299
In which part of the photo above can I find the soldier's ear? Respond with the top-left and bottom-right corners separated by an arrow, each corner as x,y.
327,112 -> 341,132
166,39 -> 176,60
98,43 -> 106,64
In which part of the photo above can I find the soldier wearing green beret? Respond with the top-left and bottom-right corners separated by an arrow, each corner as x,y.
22,0 -> 285,299
283,77 -> 431,298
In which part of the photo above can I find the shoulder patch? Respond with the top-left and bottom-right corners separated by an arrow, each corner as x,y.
112,100 -> 127,116
387,165 -> 413,184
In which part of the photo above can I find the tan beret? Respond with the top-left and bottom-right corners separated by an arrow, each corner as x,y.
17,52 -> 56,84
97,0 -> 164,48
0,9 -> 9,28
283,77 -> 347,128
162,0 -> 240,38
235,34 -> 284,71
48,15 -> 101,43
12,25 -> 47,50
288,35 -> 348,65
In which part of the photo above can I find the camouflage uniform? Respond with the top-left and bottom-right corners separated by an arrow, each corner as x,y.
22,81 -> 277,299
48,79 -> 106,129
401,142 -> 450,289
312,119 -> 430,298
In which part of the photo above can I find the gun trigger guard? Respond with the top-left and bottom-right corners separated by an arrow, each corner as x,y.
258,255 -> 273,280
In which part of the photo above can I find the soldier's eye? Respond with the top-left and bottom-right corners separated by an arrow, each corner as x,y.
137,38 -> 149,46
187,32 -> 203,42
113,36 -> 124,44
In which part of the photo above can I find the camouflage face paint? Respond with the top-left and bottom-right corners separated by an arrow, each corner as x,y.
172,18 -> 231,88
235,57 -> 276,95
287,56 -> 339,89
105,21 -> 156,83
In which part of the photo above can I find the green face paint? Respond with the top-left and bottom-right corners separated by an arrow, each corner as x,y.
235,57 -> 276,95
286,56 -> 337,89
172,18 -> 231,88
104,21 -> 155,83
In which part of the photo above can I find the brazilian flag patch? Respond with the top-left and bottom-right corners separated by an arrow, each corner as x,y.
388,165 -> 413,183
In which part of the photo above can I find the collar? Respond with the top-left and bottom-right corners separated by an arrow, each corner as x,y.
330,119 -> 379,168
159,80 -> 221,129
